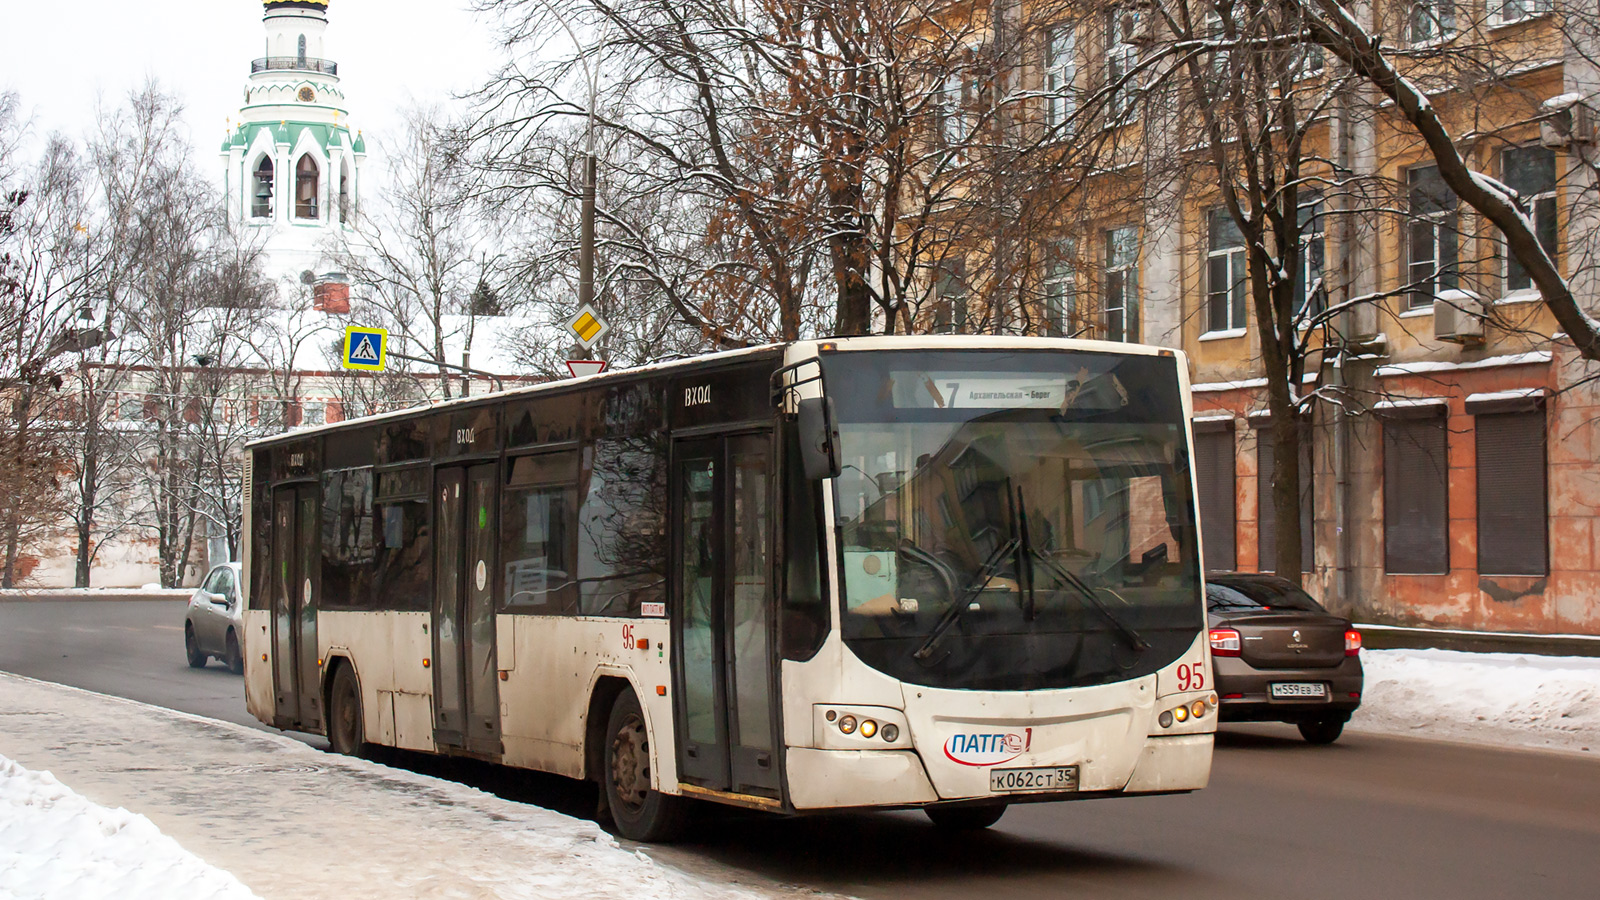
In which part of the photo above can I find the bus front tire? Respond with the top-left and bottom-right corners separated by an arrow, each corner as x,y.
925,804 -> 1007,830
327,663 -> 366,757
603,690 -> 687,843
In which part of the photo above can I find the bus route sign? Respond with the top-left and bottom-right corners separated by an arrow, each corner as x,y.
343,326 -> 388,371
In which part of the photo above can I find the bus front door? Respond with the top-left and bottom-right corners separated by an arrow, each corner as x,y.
431,464 -> 502,756
672,433 -> 780,798
269,484 -> 320,731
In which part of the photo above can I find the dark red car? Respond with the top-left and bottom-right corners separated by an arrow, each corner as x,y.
1206,574 -> 1363,744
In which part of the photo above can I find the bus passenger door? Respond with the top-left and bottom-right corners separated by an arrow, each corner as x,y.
432,464 -> 501,755
269,484 -> 320,730
671,433 -> 779,797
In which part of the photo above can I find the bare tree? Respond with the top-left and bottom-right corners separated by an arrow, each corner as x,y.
0,130 -> 98,586
336,105 -> 494,398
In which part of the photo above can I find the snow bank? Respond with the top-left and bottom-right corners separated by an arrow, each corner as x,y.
0,754 -> 260,900
1352,649 -> 1600,754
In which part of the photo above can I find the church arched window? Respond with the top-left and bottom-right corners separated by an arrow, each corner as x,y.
297,35 -> 307,65
338,161 -> 352,223
295,154 -> 319,219
251,156 -> 274,218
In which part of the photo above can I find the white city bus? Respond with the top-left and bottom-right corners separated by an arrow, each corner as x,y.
242,336 -> 1215,840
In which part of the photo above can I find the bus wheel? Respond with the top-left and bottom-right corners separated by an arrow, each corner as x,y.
184,624 -> 207,669
328,664 -> 365,757
604,691 -> 687,843
224,630 -> 244,675
925,804 -> 1007,830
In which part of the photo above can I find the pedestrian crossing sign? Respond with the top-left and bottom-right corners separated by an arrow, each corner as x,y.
343,326 -> 388,371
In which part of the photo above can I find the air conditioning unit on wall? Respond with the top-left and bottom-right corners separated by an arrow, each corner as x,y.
1433,290 -> 1485,345
1541,95 -> 1593,149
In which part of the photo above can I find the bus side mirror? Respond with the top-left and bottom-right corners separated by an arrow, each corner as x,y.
797,397 -> 842,480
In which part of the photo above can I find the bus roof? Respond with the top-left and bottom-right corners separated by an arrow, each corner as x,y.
244,335 -> 1179,451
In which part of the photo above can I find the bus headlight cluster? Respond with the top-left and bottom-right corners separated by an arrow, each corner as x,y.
1159,698 -> 1211,728
831,712 -> 898,742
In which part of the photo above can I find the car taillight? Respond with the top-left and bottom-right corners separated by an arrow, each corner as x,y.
1209,627 -> 1241,656
1344,629 -> 1362,656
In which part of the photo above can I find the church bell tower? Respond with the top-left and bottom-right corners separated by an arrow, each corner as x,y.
221,0 -> 364,296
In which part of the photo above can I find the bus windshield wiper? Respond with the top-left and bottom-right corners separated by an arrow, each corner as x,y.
898,538 -> 960,606
1030,553 -> 1149,652
912,536 -> 1019,663
1015,486 -> 1037,622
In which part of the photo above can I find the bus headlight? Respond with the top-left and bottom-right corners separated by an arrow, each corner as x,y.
1173,706 -> 1189,723
1190,700 -> 1207,719
1158,710 -> 1174,728
838,715 -> 858,734
881,724 -> 899,742
859,719 -> 878,739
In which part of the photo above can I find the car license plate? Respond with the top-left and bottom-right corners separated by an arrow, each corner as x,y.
1270,682 -> 1328,699
989,766 -> 1079,793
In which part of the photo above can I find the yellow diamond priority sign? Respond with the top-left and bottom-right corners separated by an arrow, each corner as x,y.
342,325 -> 388,371
564,303 -> 610,350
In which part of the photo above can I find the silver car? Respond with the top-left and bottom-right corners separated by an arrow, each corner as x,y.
184,562 -> 245,674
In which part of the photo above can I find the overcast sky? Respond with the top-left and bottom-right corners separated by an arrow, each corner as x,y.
6,0 -> 502,182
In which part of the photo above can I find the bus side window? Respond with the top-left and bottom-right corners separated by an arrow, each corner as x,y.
782,426 -> 828,661
576,437 -> 667,618
321,468 -> 377,609
504,452 -> 579,615
374,466 -> 431,612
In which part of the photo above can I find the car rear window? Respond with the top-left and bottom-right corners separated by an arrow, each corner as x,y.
1206,580 -> 1325,612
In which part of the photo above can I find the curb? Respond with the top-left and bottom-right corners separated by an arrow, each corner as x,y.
1358,623 -> 1600,658
0,589 -> 194,603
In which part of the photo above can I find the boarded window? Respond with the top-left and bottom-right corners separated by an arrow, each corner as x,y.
1476,411 -> 1547,575
1383,415 -> 1449,573
1193,427 -> 1237,571
1257,428 -> 1312,572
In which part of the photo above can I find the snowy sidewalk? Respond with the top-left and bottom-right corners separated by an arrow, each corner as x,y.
0,674 -> 830,900
1350,648 -> 1600,755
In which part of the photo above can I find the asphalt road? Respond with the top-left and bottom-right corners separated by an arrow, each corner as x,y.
3,598 -> 1597,899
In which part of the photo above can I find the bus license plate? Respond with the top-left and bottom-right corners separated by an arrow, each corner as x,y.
989,766 -> 1079,793
1270,682 -> 1328,698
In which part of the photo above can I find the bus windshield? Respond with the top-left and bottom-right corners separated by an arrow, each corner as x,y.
822,349 -> 1203,691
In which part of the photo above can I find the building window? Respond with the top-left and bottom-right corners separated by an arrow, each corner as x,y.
1383,414 -> 1448,574
297,34 -> 307,64
339,162 -> 352,223
252,156 -> 274,219
1206,208 -> 1247,334
1295,194 -> 1327,321
1476,410 -> 1547,575
295,154 -> 320,220
1106,7 -> 1141,118
1409,0 -> 1455,43
1406,165 -> 1458,311
1256,427 -> 1312,572
933,264 -> 967,334
1045,24 -> 1077,135
1502,145 -> 1558,294
1489,0 -> 1550,24
1193,426 -> 1237,571
1043,241 -> 1077,336
940,68 -> 978,148
1104,226 -> 1138,341
301,401 -> 326,426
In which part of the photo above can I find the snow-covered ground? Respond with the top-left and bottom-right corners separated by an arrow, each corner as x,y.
0,673 -> 832,900
0,754 -> 260,900
1352,648 -> 1600,754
